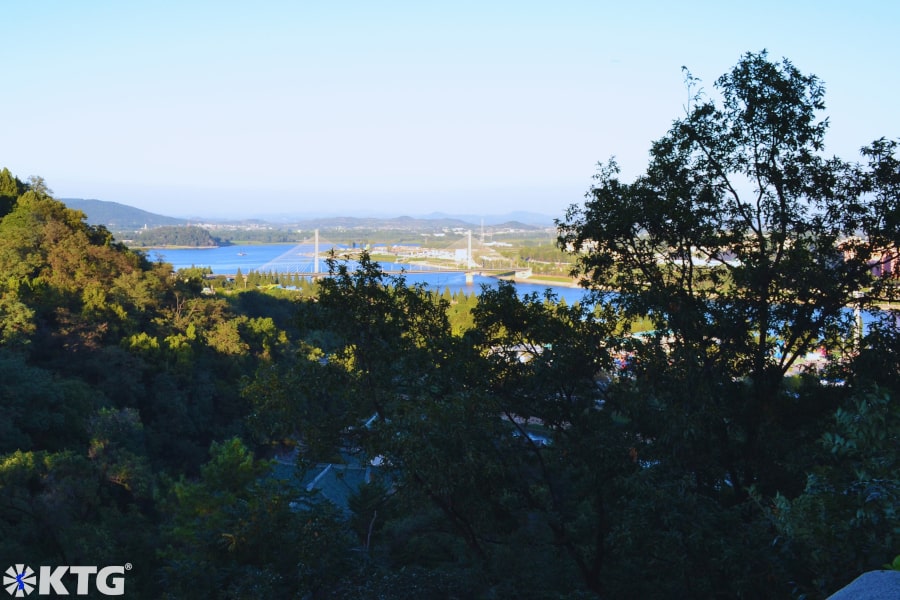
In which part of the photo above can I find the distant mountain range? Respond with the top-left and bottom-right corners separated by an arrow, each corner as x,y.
64,199 -> 188,230
63,198 -> 552,232
419,211 -> 556,228
277,215 -> 541,231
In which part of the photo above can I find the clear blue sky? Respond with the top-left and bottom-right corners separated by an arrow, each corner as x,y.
3,1 -> 898,219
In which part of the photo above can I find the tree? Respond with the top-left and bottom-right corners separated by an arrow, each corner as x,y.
25,175 -> 52,196
160,438 -> 352,598
468,282 -> 639,595
0,448 -> 159,591
558,51 -> 899,497
0,351 -> 95,453
769,387 -> 900,597
0,184 -> 167,353
282,255 -> 648,595
132,225 -> 221,247
764,312 -> 900,596
0,167 -> 24,218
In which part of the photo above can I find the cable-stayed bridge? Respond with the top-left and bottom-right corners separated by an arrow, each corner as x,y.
251,230 -> 494,276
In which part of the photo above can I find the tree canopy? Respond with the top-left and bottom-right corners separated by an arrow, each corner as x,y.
1,51 -> 898,599
559,50 -> 899,496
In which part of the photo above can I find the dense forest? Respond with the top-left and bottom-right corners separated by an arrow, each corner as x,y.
130,225 -> 224,248
1,52 -> 899,599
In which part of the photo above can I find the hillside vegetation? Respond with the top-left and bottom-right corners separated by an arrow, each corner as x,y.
130,225 -> 224,247
1,52 -> 899,599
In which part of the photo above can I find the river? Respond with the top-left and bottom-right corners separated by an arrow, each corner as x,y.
145,243 -> 591,304
146,243 -> 892,330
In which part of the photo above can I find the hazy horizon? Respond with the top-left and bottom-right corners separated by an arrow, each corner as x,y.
63,196 -> 561,226
5,1 -> 898,219
60,183 -> 572,222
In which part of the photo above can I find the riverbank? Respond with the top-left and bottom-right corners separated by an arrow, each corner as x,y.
873,301 -> 900,311
132,245 -> 222,251
515,274 -> 585,289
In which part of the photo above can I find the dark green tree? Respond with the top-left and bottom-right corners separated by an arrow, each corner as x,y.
160,438 -> 352,599
0,351 -> 95,453
132,225 -> 221,247
558,50 -> 899,497
769,387 -> 900,597
0,167 -> 24,218
555,52 -> 900,596
0,448 -> 159,593
271,254 -> 648,596
260,254 -> 503,588
467,282 -> 640,596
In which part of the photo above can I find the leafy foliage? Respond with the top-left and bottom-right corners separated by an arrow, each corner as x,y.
558,51 -> 899,502
0,51 -> 897,598
131,225 -> 223,247
161,438 -> 352,599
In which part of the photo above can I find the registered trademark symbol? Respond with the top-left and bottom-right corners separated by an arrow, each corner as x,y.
125,563 -> 133,571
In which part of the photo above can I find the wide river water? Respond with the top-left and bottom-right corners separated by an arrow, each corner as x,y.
146,243 -> 591,304
147,243 -> 891,332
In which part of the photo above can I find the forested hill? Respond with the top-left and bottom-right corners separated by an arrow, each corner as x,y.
1,51 -> 899,599
63,197 -> 187,230
131,225 -> 224,247
61,198 -> 548,232
0,168 -> 311,596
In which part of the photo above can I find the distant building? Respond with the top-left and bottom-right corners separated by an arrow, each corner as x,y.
840,238 -> 899,279
868,248 -> 898,278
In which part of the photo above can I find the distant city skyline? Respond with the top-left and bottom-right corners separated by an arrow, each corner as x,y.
4,1 -> 898,219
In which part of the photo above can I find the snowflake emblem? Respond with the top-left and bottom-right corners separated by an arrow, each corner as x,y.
3,565 -> 35,597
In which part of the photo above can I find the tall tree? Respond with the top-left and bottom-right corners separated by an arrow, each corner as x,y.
0,167 -> 24,218
558,51 -> 899,496
277,255 -> 646,595
161,438 -> 351,598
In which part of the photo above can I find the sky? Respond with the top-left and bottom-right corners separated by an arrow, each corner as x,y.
3,1 -> 898,220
